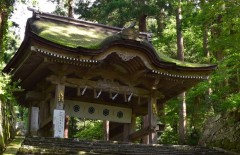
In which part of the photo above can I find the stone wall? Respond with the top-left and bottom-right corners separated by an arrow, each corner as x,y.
199,111 -> 240,153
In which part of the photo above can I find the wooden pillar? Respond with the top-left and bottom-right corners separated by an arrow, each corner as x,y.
123,113 -> 136,142
148,96 -> 158,144
39,101 -> 43,128
123,123 -> 130,142
55,83 -> 65,110
38,101 -> 46,134
142,115 -> 149,144
142,96 -> 158,144
158,101 -> 165,133
27,104 -> 32,136
53,83 -> 66,138
103,120 -> 109,141
29,106 -> 39,136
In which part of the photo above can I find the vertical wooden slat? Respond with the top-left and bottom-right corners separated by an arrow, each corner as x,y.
123,123 -> 130,142
53,79 -> 66,138
103,120 -> 109,141
55,84 -> 65,110
30,107 -> 39,136
27,103 -> 32,136
142,115 -> 149,144
148,96 -> 158,144
130,114 -> 136,134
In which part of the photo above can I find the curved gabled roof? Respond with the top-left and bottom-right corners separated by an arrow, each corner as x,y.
20,9 -> 215,71
3,9 -> 217,108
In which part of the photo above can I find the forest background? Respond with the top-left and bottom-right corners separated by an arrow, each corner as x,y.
0,0 -> 240,153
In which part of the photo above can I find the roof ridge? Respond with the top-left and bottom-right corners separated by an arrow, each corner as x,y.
28,7 -> 122,31
27,7 -> 151,38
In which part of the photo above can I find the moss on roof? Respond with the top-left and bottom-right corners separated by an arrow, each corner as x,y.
31,20 -> 115,49
31,19 -> 213,68
157,52 -> 212,67
140,40 -> 212,68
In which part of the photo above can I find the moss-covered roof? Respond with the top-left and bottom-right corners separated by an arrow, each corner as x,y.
28,14 -> 215,69
157,52 -> 211,67
31,20 -> 116,49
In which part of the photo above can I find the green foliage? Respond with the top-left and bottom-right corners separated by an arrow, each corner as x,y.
68,117 -> 78,138
44,0 -> 240,146
3,23 -> 20,63
75,0 -> 132,26
158,98 -> 178,144
0,64 -> 19,152
210,53 -> 240,112
75,0 -> 158,27
0,0 -> 16,61
0,1 -> 22,151
0,65 -> 20,102
159,124 -> 178,144
50,0 -> 68,16
152,16 -> 177,57
75,119 -> 103,140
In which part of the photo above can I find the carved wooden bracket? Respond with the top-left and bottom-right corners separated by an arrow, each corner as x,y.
46,75 -> 164,99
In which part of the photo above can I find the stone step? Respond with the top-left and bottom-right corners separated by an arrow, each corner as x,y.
17,137 -> 230,155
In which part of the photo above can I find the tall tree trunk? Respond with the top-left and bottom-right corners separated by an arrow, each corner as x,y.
176,3 -> 184,61
0,11 -> 7,61
211,14 -> 223,61
67,0 -> 73,18
138,0 -> 147,32
139,14 -> 147,32
178,92 -> 186,144
156,8 -> 165,36
200,0 -> 214,113
176,0 -> 186,144
203,24 -> 214,112
237,69 -> 240,93
0,99 -> 4,150
203,25 -> 209,57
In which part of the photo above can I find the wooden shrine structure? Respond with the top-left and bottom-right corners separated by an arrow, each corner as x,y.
4,9 -> 216,144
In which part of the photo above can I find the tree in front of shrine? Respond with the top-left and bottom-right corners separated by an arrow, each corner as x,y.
0,0 -> 23,151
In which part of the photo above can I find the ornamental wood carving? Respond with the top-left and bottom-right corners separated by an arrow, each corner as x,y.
47,75 -> 164,99
95,47 -> 153,70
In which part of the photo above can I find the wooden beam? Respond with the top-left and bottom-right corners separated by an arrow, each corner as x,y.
13,48 -> 32,75
129,126 -> 155,141
48,64 -> 74,77
21,58 -> 46,86
39,115 -> 52,129
25,91 -> 45,101
47,75 -> 164,99
73,65 -> 152,90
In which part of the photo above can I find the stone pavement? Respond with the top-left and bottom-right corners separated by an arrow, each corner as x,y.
2,136 -> 24,155
16,137 -> 237,155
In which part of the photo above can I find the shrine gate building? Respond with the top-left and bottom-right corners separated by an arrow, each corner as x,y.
4,9 -> 216,144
